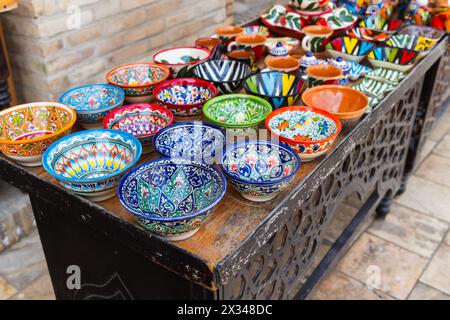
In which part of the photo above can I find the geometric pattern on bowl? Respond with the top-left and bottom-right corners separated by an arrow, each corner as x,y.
365,67 -> 406,85
193,60 -> 252,94
352,78 -> 395,100
220,139 -> 301,202
386,34 -> 437,54
243,25 -> 270,36
359,17 -> 402,33
42,129 -> 142,202
243,71 -> 305,109
117,158 -> 226,241
346,27 -> 392,42
367,46 -> 420,72
325,37 -> 375,62
347,61 -> 372,81
399,25 -> 445,41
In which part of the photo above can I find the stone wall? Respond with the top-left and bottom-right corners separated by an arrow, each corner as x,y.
2,0 -> 234,102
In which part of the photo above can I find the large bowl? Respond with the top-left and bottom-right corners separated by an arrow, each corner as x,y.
42,129 -> 142,202
265,106 -> 342,162
103,104 -> 173,154
153,46 -> 211,78
302,85 -> 369,124
153,78 -> 218,117
367,46 -> 421,72
118,158 -> 226,241
153,122 -> 225,164
58,84 -> 125,129
386,34 -> 437,56
243,71 -> 305,109
0,102 -> 76,167
193,60 -> 251,94
325,37 -> 375,63
220,140 -> 301,202
106,62 -> 170,103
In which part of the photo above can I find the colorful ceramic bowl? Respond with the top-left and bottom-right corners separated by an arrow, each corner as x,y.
118,158 -> 226,241
153,46 -> 211,78
193,60 -> 251,95
215,25 -> 244,43
325,37 -> 375,62
264,56 -> 300,73
42,129 -> 142,202
346,27 -> 393,42
195,37 -> 222,51
305,64 -> 343,87
243,71 -> 305,110
347,61 -> 372,81
103,104 -> 173,154
386,34 -> 437,56
359,17 -> 402,33
227,34 -> 267,62
153,78 -> 218,117
0,102 -> 76,167
153,122 -> 225,164
265,37 -> 300,54
367,47 -> 421,72
265,106 -> 341,162
243,25 -> 270,36
58,84 -> 125,129
220,140 -> 301,202
399,25 -> 445,41
106,63 -> 170,103
302,85 -> 369,124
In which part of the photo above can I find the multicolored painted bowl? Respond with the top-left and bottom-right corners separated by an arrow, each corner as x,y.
399,25 -> 445,41
220,140 -> 301,202
118,158 -> 226,241
386,34 -> 437,56
0,102 -> 76,167
193,60 -> 251,94
367,47 -> 421,72
153,46 -> 211,78
346,27 -> 393,42
243,71 -> 305,110
302,85 -> 369,124
106,63 -> 170,103
359,17 -> 402,33
243,25 -> 270,37
153,78 -> 218,117
265,106 -> 342,162
325,37 -> 375,62
42,129 -> 142,202
103,104 -> 173,154
265,37 -> 300,54
58,84 -> 125,129
153,122 -> 225,164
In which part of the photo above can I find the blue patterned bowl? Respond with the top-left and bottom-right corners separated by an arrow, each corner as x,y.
42,129 -> 142,202
220,140 -> 301,202
118,158 -> 226,241
153,122 -> 225,164
58,84 -> 125,129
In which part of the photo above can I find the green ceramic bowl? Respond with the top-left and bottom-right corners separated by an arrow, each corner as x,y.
203,94 -> 272,130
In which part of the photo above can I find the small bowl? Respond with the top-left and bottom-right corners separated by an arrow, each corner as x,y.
106,62 -> 170,103
153,122 -> 225,164
58,84 -> 125,129
302,85 -> 369,124
367,46 -> 421,72
153,46 -> 211,78
193,60 -> 251,94
215,25 -> 244,41
347,27 -> 393,42
359,17 -> 402,34
42,129 -> 142,202
103,104 -> 173,154
265,106 -> 342,162
0,102 -> 76,167
386,34 -> 437,56
195,37 -> 221,51
325,37 -> 375,62
264,56 -> 301,73
153,78 -> 218,117
243,71 -> 305,109
118,158 -> 226,241
243,25 -> 270,36
305,64 -> 343,87
220,140 -> 301,202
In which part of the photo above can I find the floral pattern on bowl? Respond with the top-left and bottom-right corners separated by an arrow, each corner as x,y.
367,46 -> 421,72
322,7 -> 358,31
153,46 -> 211,78
325,36 -> 375,62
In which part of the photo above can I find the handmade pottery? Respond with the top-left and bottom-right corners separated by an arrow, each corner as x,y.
227,50 -> 255,69
220,140 -> 301,202
299,51 -> 320,74
0,102 -> 76,167
302,85 -> 369,124
227,34 -> 267,63
243,25 -> 270,37
346,27 -> 392,42
215,25 -> 244,44
301,25 -> 333,53
153,78 -> 218,117
193,60 -> 251,95
347,61 -> 372,81
291,0 -> 325,11
359,17 -> 402,33
387,34 -> 437,56
322,7 -> 358,32
106,62 -> 170,103
261,7 -> 306,39
42,129 -> 142,202
265,37 -> 299,54
264,56 -> 300,73
268,42 -> 289,57
367,47 -> 421,72
153,122 -> 225,164
365,67 -> 406,85
262,5 -> 287,26
352,78 -> 396,100
118,158 -> 226,241
265,106 -> 342,162
243,71 -> 305,109
153,46 -> 211,78
399,25 -> 445,41
195,37 -> 223,60
305,64 -> 343,87
103,104 -> 173,154
58,84 -> 125,129
328,57 -> 350,85
325,37 -> 375,63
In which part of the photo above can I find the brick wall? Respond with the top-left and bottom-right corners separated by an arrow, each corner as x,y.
2,0 -> 234,102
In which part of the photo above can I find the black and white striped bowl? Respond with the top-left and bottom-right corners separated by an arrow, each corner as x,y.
193,60 -> 251,95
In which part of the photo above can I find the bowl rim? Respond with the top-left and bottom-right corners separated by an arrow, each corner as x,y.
265,105 -> 342,145
153,78 -> 219,108
243,71 -> 305,98
220,139 -> 301,186
326,36 -> 375,56
117,158 -> 227,222
386,34 -> 437,52
368,46 -> 420,65
42,129 -> 142,183
58,83 -> 125,114
0,102 -> 77,145
193,59 -> 252,84
105,62 -> 170,89
203,93 -> 273,128
152,46 -> 212,67
102,103 -> 174,138
153,121 -> 225,159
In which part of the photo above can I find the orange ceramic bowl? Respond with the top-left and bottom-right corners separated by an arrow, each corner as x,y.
265,56 -> 300,73
195,37 -> 222,51
302,85 -> 369,123
215,25 -> 244,38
